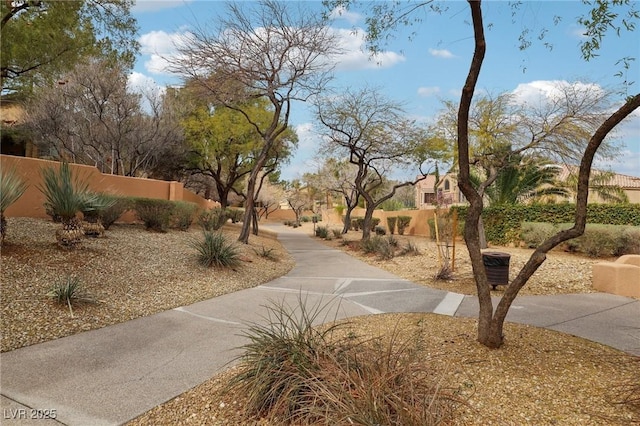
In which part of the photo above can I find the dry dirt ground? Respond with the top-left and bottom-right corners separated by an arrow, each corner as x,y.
1,218 -> 638,425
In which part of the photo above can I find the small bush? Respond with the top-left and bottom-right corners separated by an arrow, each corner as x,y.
387,216 -> 397,234
99,196 -> 131,230
133,198 -> 175,232
434,263 -> 454,281
172,201 -> 199,231
226,208 -> 244,223
400,240 -> 421,256
47,275 -> 95,317
361,236 -> 394,260
191,231 -> 241,268
301,216 -> 311,223
520,222 -> 558,248
315,225 -> 330,239
397,216 -> 412,235
226,299 -> 460,425
387,235 -> 398,248
375,225 -> 386,235
199,208 -> 228,231
254,246 -> 278,261
332,229 -> 343,239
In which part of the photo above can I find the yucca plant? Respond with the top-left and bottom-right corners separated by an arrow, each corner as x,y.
0,167 -> 28,244
47,275 -> 96,317
191,231 -> 241,268
38,162 -> 110,248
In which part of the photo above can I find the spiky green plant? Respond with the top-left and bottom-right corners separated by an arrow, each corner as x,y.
191,231 -> 241,268
47,275 -> 96,317
0,167 -> 28,244
38,162 -> 110,247
254,245 -> 278,261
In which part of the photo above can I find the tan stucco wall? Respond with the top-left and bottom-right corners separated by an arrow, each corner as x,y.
1,155 -> 215,220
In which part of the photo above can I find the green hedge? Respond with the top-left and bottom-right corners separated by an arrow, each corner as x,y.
452,203 -> 640,245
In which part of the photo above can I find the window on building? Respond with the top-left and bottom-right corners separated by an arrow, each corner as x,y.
423,192 -> 436,204
444,179 -> 450,191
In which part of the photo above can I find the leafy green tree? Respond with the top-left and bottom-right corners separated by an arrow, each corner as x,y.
171,0 -> 340,244
484,158 -> 568,206
1,0 -> 139,95
562,168 -> 629,204
181,90 -> 295,209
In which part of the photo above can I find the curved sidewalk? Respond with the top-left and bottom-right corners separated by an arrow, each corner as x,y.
1,225 -> 638,426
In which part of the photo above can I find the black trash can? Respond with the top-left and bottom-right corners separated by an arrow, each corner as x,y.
482,252 -> 511,290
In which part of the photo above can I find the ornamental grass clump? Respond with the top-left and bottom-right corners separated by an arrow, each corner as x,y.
192,231 -> 240,268
225,298 -> 461,425
47,275 -> 96,317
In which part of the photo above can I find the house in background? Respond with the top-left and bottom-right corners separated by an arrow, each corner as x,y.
415,166 -> 640,209
415,173 -> 466,209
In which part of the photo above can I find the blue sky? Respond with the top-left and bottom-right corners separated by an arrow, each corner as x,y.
129,1 -> 640,181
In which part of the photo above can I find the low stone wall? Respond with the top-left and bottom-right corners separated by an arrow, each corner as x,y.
592,255 -> 640,298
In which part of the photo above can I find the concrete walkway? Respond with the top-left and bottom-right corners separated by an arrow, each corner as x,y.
1,225 -> 639,425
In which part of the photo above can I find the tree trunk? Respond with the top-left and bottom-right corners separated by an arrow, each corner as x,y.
361,205 -> 375,240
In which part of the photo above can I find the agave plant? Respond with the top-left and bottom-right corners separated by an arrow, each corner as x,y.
0,167 -> 28,244
38,162 -> 111,248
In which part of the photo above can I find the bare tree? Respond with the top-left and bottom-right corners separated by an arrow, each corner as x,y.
284,180 -> 312,225
316,87 -> 439,239
171,0 -> 341,243
305,158 -> 360,234
26,59 -> 183,177
328,0 -> 639,348
456,1 -> 639,349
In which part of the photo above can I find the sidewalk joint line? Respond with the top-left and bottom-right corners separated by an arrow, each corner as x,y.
173,307 -> 242,326
544,299 -> 639,328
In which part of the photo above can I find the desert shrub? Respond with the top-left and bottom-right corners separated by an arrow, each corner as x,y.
226,299 -> 460,425
47,275 -> 95,317
191,231 -> 240,268
387,216 -> 397,234
397,216 -> 412,235
370,217 -> 381,231
570,224 -> 635,258
379,199 -> 404,211
301,216 -> 311,222
254,246 -> 278,261
172,201 -> 199,231
387,234 -> 398,248
434,263 -> 454,281
313,214 -> 322,222
375,225 -> 386,235
99,196 -> 131,230
332,229 -> 343,239
361,235 -> 394,260
226,208 -> 244,223
619,227 -> 640,255
225,297 -> 350,422
400,240 -> 421,256
132,198 -> 175,232
315,225 -> 329,239
520,222 -> 558,248
199,208 -> 228,231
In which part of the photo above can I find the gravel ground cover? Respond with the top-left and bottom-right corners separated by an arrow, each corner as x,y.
309,224 -> 603,296
2,218 -> 638,424
1,217 -> 294,353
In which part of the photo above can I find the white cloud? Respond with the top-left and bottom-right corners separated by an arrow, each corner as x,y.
132,0 -> 192,14
428,48 -> 454,59
127,72 -> 164,93
328,6 -> 361,24
417,86 -> 440,97
138,30 -> 189,76
294,122 -> 318,151
330,28 -> 405,71
511,80 -> 604,105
